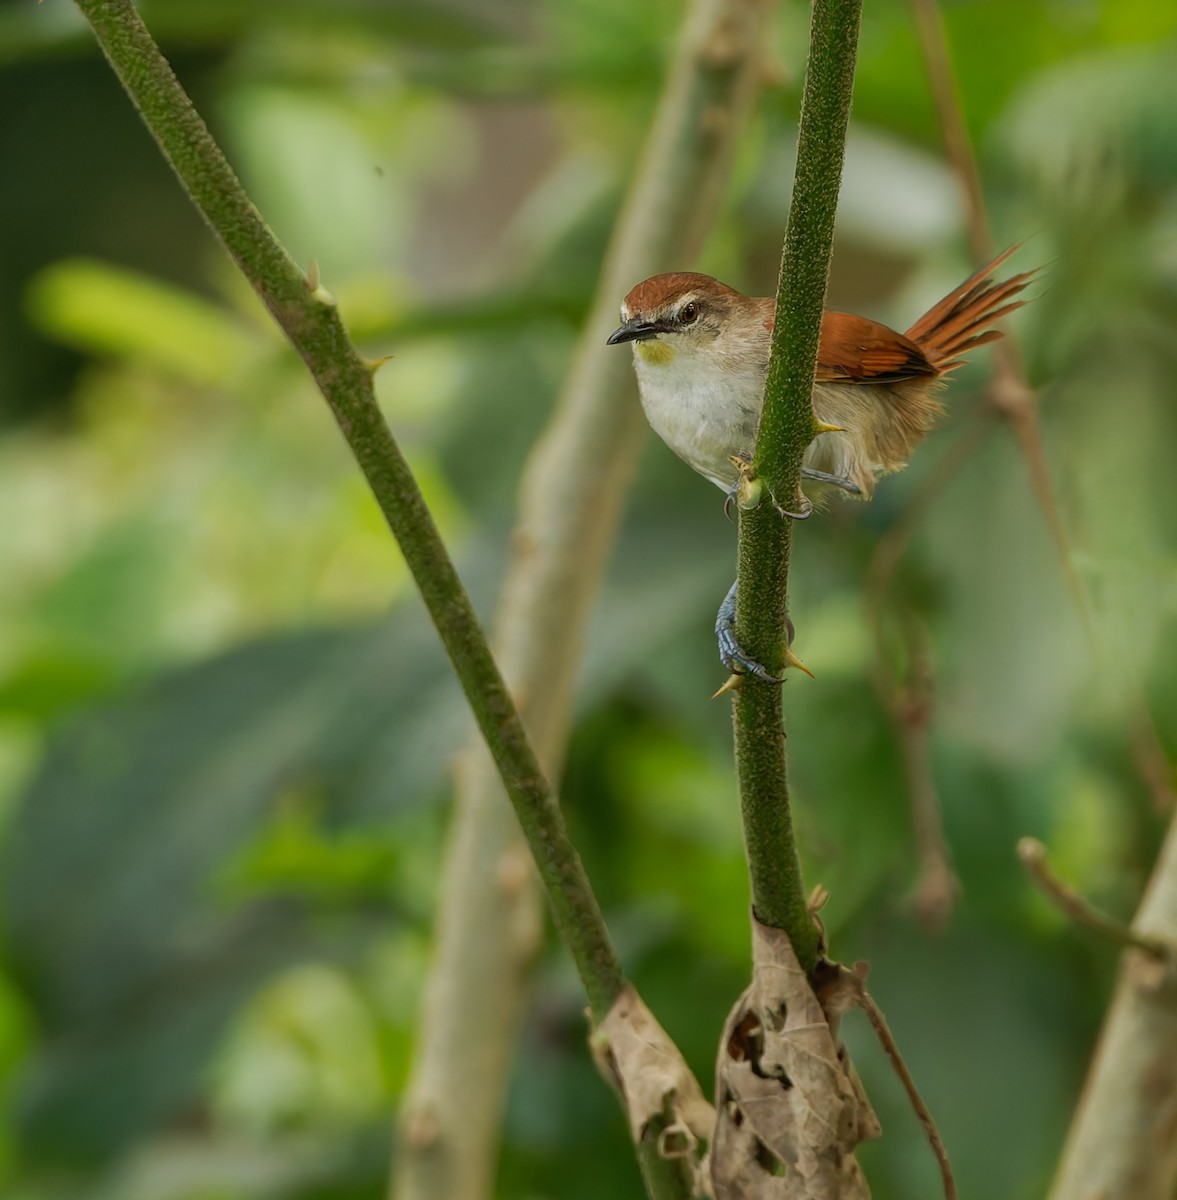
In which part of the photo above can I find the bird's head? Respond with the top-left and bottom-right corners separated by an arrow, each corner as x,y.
606,272 -> 747,367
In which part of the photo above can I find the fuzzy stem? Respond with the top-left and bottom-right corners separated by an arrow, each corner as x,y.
732,0 -> 862,970
71,0 -> 625,1020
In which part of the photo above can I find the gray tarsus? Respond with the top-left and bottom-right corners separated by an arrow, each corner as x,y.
801,467 -> 861,495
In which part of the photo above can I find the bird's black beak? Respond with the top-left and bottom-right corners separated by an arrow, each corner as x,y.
606,318 -> 661,346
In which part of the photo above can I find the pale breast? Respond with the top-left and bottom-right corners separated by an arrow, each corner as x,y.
632,349 -> 762,490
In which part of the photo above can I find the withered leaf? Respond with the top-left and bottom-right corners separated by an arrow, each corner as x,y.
592,985 -> 716,1191
710,918 -> 880,1199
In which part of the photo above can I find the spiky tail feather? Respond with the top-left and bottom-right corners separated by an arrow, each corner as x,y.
905,246 -> 1036,373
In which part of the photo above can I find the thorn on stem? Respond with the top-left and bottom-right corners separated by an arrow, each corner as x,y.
365,354 -> 394,376
305,258 -> 337,306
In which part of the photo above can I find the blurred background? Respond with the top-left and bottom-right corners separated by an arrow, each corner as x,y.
2,0 -> 1177,1197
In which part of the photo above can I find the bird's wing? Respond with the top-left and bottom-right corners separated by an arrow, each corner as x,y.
815,313 -> 938,384
759,302 -> 937,385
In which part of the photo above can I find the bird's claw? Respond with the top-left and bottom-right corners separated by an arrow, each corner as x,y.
774,490 -> 814,520
714,580 -> 792,685
724,463 -> 858,521
772,469 -> 862,517
717,626 -> 782,684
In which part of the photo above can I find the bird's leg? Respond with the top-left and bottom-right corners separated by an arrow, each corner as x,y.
801,467 -> 862,496
726,452 -> 815,520
716,451 -> 811,674
715,580 -> 797,684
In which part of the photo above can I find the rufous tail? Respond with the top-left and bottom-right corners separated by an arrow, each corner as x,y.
905,246 -> 1037,373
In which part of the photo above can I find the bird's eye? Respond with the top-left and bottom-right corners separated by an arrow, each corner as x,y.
680,301 -> 698,324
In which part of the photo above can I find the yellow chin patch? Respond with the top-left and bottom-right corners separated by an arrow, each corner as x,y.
636,339 -> 675,366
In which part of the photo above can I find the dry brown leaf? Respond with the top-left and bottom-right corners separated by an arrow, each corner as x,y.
710,919 -> 880,1199
592,985 -> 717,1192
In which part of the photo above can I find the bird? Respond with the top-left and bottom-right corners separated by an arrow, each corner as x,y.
607,247 -> 1034,507
606,248 -> 1035,679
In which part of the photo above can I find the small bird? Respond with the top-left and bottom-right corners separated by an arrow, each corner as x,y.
607,247 -> 1034,507
607,248 -> 1035,679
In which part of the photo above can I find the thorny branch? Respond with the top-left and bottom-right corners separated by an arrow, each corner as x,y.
730,0 -> 863,973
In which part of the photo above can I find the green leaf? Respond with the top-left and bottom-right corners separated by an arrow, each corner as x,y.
26,258 -> 263,384
3,613 -> 464,1160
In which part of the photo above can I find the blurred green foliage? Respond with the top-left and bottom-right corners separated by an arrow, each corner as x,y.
2,0 -> 1176,1197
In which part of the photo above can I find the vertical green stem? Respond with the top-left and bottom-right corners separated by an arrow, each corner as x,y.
732,0 -> 863,971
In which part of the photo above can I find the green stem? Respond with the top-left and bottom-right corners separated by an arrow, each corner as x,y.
71,0 -> 626,1021
732,0 -> 863,972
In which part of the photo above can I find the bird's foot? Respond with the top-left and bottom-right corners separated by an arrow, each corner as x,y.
724,453 -> 766,517
714,581 -> 802,685
723,460 -> 856,519
774,487 -> 814,520
717,628 -> 781,684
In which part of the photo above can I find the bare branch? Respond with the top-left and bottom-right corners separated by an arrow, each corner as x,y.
394,2 -> 774,1198
854,981 -> 956,1200
1018,838 -> 1171,960
1046,817 -> 1177,1200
